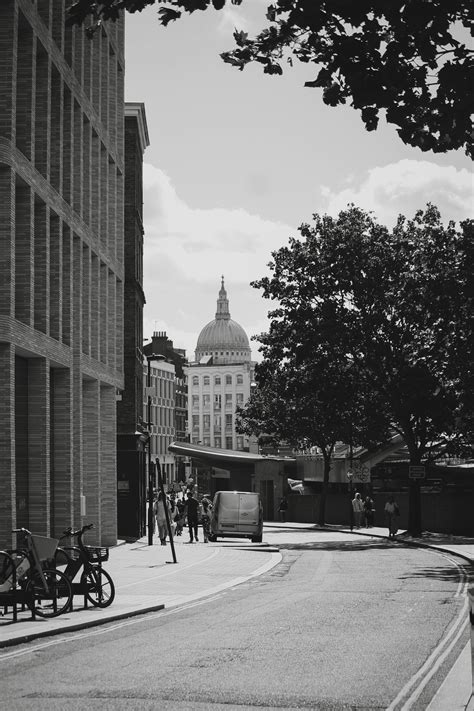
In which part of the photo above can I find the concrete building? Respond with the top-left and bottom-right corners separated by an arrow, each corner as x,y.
0,1 -> 125,546
144,358 -> 177,486
185,278 -> 255,453
144,331 -> 188,490
116,103 -> 149,540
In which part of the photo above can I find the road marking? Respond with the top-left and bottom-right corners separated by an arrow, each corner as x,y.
0,551 -> 281,661
0,594 -> 224,662
386,552 -> 471,710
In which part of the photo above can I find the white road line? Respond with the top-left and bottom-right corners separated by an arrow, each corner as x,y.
0,594 -> 224,662
387,553 -> 471,711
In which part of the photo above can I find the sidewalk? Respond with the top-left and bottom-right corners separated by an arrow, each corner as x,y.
0,535 -> 281,649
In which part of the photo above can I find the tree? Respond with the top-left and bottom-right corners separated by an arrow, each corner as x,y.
238,204 -> 472,534
237,355 -> 384,527
68,1 -> 474,158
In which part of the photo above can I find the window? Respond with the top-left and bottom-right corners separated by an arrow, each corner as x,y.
214,437 -> 221,448
237,374 -> 243,385
203,394 -> 210,407
213,414 -> 221,432
214,394 -> 221,410
236,393 -> 244,405
203,376 -> 210,386
226,375 -> 232,385
192,395 -> 199,408
192,415 -> 199,431
226,436 -> 233,449
225,393 -> 233,407
236,436 -> 244,450
203,436 -> 210,447
214,376 -> 221,385
203,414 -> 210,430
192,375 -> 199,386
225,414 -> 233,429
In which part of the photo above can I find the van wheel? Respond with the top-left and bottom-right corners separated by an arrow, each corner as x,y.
208,534 -> 217,542
251,535 -> 262,543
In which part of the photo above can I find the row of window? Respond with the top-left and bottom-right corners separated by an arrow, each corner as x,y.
192,374 -> 244,386
192,393 -> 244,409
192,414 -> 234,429
193,436 -> 245,450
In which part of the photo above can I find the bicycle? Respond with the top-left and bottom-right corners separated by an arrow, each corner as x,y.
0,529 -> 73,620
57,524 -> 115,608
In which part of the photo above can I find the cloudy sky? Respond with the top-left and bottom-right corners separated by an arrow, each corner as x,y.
124,3 -> 473,361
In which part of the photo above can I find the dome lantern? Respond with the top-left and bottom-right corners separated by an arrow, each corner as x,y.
195,277 -> 251,364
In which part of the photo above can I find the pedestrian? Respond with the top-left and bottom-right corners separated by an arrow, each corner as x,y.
175,497 -> 185,536
363,495 -> 375,528
155,491 -> 169,545
201,497 -> 212,543
384,495 -> 400,539
277,496 -> 288,523
352,492 -> 364,528
168,495 -> 178,538
184,490 -> 199,543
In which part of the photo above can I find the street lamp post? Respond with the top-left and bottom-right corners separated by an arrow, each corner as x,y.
145,353 -> 165,546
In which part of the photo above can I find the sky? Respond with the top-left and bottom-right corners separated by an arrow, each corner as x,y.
124,3 -> 473,362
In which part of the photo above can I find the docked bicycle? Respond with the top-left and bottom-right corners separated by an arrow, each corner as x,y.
57,523 -> 115,608
0,529 -> 73,620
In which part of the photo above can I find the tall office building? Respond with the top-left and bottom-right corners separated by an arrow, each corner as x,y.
0,1 -> 125,546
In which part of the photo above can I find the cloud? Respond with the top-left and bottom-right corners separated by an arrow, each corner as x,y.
319,159 -> 473,227
142,163 -> 294,359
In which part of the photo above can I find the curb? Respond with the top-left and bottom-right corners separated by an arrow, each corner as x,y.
0,604 -> 165,649
0,548 -> 282,649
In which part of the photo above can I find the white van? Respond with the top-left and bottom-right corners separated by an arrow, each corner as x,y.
209,491 -> 263,543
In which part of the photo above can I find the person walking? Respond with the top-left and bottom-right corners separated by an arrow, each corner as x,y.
352,492 -> 364,528
277,497 -> 289,523
155,491 -> 169,545
384,495 -> 400,539
201,497 -> 212,543
175,497 -> 185,536
184,490 -> 199,543
363,495 -> 375,528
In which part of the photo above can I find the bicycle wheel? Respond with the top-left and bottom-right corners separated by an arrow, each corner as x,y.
26,568 -> 73,618
81,566 -> 115,608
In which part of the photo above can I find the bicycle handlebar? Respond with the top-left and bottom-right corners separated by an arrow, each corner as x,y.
12,528 -> 31,535
60,523 -> 94,539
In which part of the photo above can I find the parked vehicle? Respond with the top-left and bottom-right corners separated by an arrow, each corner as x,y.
209,491 -> 263,543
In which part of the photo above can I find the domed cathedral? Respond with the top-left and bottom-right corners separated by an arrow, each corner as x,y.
186,278 -> 256,453
195,277 -> 252,365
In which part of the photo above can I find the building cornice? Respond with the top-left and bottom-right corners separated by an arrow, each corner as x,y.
125,102 -> 150,154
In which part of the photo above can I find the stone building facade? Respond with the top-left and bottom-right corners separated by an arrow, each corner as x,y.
0,1 -> 125,546
185,279 -> 255,453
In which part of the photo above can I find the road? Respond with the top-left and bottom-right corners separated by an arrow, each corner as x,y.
0,529 -> 470,710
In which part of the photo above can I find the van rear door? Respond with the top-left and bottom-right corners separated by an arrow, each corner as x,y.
238,493 -> 259,526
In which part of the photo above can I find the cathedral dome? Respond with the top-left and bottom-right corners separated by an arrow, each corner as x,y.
195,278 -> 251,364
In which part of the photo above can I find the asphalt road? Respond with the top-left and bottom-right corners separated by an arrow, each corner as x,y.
0,530 -> 470,710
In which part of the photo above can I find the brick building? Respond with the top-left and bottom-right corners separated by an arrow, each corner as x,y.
0,1 -> 125,546
117,103 -> 149,540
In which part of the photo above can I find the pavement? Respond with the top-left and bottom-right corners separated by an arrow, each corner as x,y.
1,522 -> 473,709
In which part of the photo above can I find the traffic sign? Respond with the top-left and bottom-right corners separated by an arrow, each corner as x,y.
409,465 -> 425,479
